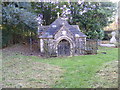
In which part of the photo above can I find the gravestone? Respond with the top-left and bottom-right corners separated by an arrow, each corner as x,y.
110,31 -> 117,44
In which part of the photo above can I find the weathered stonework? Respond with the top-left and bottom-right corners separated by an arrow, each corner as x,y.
38,17 -> 87,57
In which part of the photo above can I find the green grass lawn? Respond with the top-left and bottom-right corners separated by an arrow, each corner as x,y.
32,47 -> 118,88
2,46 -> 118,88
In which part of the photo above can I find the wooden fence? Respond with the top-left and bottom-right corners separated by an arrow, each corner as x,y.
84,39 -> 98,54
41,39 -> 98,57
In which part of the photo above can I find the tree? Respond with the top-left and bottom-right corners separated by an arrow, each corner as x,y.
2,2 -> 39,47
68,2 -> 117,39
32,2 -> 117,40
31,2 -> 69,25
1,1 -> 117,48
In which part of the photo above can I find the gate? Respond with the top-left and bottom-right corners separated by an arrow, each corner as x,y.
85,39 -> 98,54
57,39 -> 70,56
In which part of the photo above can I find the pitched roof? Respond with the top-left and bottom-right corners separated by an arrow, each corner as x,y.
39,17 -> 87,38
65,24 -> 86,37
71,25 -> 80,31
51,17 -> 69,26
39,25 -> 62,38
38,26 -> 49,33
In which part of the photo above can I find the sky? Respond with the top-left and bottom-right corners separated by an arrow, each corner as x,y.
110,0 -> 119,2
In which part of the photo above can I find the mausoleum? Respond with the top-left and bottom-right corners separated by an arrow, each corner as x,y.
38,17 -> 88,56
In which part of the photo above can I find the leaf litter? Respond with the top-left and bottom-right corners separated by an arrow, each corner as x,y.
2,44 -> 63,88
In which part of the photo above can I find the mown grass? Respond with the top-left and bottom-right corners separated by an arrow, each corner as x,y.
2,46 -> 118,88
32,47 -> 118,88
91,60 -> 118,88
2,50 -> 63,88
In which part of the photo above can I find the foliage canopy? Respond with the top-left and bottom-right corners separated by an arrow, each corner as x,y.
1,2 -> 117,48
32,2 -> 117,39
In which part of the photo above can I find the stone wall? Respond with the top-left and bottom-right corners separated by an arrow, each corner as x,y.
40,25 -> 87,56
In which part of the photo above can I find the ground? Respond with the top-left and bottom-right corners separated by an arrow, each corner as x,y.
2,44 -> 63,88
1,44 -> 118,88
92,60 -> 118,88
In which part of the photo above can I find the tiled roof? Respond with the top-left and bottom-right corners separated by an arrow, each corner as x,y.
38,17 -> 87,38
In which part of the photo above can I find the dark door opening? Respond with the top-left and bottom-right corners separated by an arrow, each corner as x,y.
57,39 -> 70,56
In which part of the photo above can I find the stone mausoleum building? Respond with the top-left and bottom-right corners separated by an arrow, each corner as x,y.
38,17 -> 89,57
38,17 -> 93,57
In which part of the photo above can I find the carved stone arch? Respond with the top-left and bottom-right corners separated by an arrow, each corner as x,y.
55,36 -> 75,56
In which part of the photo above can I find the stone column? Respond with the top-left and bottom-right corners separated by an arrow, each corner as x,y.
40,39 -> 44,52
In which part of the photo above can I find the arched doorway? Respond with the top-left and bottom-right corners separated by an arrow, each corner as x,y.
57,39 -> 70,56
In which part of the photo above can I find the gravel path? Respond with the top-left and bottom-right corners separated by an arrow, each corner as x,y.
100,44 -> 116,47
